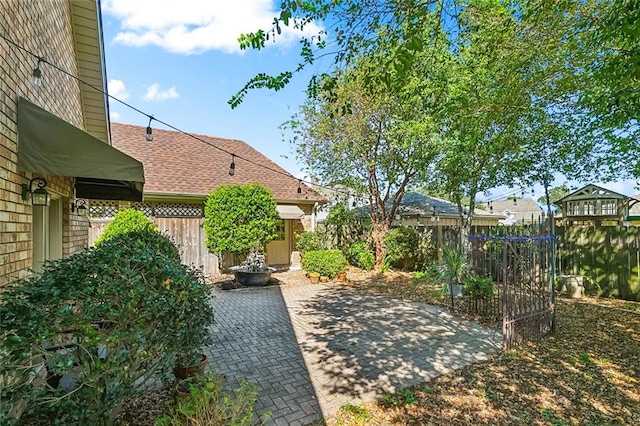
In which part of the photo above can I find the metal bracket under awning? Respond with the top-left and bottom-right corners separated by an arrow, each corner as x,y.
17,96 -> 144,201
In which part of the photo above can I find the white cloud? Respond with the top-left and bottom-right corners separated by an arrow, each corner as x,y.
110,111 -> 121,120
107,79 -> 129,100
143,83 -> 180,101
102,0 -> 323,55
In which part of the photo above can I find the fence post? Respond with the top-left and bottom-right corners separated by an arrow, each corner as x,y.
502,238 -> 508,350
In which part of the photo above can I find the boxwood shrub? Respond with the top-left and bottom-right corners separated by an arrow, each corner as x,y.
94,208 -> 157,246
301,249 -> 347,278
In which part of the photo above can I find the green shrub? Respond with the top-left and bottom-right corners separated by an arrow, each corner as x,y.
384,226 -> 417,270
295,231 -> 330,254
204,183 -> 279,256
156,373 -> 267,426
465,275 -> 494,297
0,229 -> 214,425
348,241 -> 375,271
384,227 -> 438,271
94,208 -> 157,246
301,249 -> 347,278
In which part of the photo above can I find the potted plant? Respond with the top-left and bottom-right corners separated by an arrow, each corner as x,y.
171,268 -> 215,380
204,184 -> 280,284
308,272 -> 320,284
437,246 -> 469,298
337,268 -> 347,282
301,250 -> 347,281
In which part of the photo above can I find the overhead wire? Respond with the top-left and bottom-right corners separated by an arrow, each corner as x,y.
0,32 -> 359,200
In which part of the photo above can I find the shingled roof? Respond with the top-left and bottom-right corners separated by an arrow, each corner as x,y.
110,123 -> 325,203
490,198 -> 544,222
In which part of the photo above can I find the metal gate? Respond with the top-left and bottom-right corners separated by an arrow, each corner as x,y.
468,225 -> 556,350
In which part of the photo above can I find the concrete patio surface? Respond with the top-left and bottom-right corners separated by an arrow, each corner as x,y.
204,272 -> 500,425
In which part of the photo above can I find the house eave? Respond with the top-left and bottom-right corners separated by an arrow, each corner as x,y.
69,0 -> 110,144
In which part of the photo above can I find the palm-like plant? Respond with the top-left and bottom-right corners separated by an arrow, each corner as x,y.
437,246 -> 469,297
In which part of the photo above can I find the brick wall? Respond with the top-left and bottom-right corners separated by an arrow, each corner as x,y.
0,0 -> 89,286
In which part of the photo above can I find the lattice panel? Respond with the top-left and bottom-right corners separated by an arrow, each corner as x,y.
133,202 -> 154,217
154,202 -> 203,217
89,200 -> 120,218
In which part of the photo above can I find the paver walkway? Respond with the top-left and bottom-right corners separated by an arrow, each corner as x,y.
204,277 -> 500,425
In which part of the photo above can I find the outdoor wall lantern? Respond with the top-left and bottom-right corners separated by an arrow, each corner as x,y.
22,177 -> 50,206
71,199 -> 87,215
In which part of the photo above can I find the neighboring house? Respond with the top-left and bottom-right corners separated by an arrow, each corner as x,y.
88,123 -> 326,274
392,192 -> 500,227
348,192 -> 500,249
0,1 -> 144,286
556,184 -> 637,227
489,198 -> 545,225
627,194 -> 640,226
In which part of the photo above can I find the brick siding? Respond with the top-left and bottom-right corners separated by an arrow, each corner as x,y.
0,0 -> 89,286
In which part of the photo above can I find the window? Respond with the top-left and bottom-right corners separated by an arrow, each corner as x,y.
601,200 -> 617,215
274,220 -> 285,241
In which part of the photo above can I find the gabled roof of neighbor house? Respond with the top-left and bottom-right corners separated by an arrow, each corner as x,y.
490,198 -> 544,221
110,123 -> 325,203
557,184 -> 629,203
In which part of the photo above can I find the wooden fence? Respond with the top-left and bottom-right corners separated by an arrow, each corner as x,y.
89,218 -> 219,277
556,225 -> 640,301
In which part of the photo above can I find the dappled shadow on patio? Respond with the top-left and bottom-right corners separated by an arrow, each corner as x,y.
203,286 -> 323,425
281,284 -> 501,416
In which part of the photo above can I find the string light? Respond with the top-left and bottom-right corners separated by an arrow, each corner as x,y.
0,32 -> 364,202
30,57 -> 43,88
297,180 -> 302,194
228,154 -> 236,176
145,116 -> 154,141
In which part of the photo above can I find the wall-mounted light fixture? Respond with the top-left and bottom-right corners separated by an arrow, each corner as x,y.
22,177 -> 50,206
71,199 -> 87,215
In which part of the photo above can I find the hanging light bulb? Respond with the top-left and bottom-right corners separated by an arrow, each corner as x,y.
352,197 -> 356,208
229,154 -> 236,176
297,180 -> 302,194
145,116 -> 154,141
31,58 -> 43,88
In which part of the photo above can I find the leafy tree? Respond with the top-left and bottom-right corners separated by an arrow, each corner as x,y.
287,37 -> 443,269
537,184 -> 571,211
232,0 -> 446,108
203,184 -> 279,256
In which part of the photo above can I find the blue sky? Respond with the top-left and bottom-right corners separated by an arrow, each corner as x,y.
100,0 -> 638,200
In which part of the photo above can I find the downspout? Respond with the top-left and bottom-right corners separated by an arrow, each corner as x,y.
311,202 -> 319,232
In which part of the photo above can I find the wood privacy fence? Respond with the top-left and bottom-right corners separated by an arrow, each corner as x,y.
88,218 -> 219,277
556,225 -> 640,301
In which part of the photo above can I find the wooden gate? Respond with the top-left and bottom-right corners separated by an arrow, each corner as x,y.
469,226 -> 556,350
89,217 -> 219,277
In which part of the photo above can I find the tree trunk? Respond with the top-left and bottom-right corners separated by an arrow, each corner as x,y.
372,222 -> 389,272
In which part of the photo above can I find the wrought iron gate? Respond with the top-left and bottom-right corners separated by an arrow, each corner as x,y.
468,226 -> 556,350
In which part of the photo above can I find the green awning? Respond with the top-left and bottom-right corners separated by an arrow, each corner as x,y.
17,97 -> 144,201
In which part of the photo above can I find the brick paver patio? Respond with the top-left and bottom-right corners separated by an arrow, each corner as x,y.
204,273 -> 500,425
